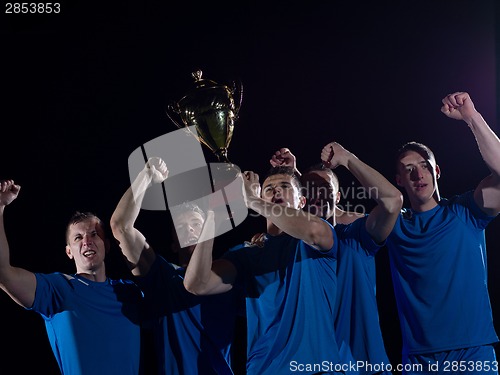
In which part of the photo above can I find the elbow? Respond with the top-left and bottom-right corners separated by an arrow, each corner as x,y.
307,219 -> 332,247
109,215 -> 122,234
183,269 -> 211,295
382,192 -> 404,214
183,281 -> 199,295
109,216 -> 130,237
183,278 -> 207,296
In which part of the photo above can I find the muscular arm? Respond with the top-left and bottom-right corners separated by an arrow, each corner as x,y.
251,198 -> 334,250
0,181 -> 37,308
470,112 -> 500,215
183,211 -> 236,295
243,172 -> 334,251
335,207 -> 365,224
321,143 -> 403,243
442,92 -> 500,216
110,158 -> 168,276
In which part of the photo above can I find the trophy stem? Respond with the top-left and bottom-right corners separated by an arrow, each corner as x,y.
213,149 -> 239,180
215,149 -> 230,163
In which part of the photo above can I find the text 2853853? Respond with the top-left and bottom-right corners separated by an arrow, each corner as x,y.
5,3 -> 60,14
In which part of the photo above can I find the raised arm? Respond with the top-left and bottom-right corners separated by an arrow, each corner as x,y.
183,211 -> 236,295
242,171 -> 334,251
0,180 -> 37,308
110,157 -> 168,276
441,91 -> 500,216
270,147 -> 301,176
321,142 -> 403,243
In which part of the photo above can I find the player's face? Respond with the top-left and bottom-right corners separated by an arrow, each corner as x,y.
396,150 -> 439,208
65,218 -> 106,273
301,170 -> 339,219
174,211 -> 205,248
261,174 -> 305,210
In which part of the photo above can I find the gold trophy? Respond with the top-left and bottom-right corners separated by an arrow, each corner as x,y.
166,69 -> 243,163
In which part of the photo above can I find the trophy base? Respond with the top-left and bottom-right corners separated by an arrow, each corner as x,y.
209,162 -> 240,190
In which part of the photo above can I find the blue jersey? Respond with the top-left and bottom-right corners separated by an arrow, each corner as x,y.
387,191 -> 499,356
334,217 -> 390,374
138,255 -> 239,375
223,220 -> 339,375
30,273 -> 143,375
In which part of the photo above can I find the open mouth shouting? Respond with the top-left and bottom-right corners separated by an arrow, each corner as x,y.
83,250 -> 96,258
185,236 -> 199,246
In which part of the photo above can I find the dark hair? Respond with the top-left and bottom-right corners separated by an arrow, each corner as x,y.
264,166 -> 303,191
170,202 -> 206,221
395,141 -> 436,172
65,211 -> 105,244
300,163 -> 339,190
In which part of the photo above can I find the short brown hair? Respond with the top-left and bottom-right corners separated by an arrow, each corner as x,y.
65,211 -> 105,244
301,163 -> 339,191
264,166 -> 303,191
396,141 -> 436,172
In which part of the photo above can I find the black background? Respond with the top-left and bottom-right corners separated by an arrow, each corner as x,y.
1,1 -> 499,374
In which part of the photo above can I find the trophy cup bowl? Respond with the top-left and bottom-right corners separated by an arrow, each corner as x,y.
166,70 -> 243,164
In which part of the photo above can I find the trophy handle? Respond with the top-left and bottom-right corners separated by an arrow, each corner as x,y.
166,102 -> 185,130
165,101 -> 205,146
231,80 -> 243,117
